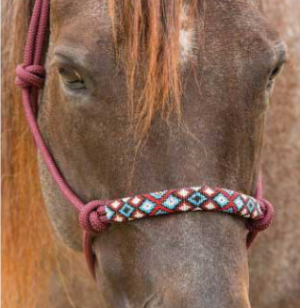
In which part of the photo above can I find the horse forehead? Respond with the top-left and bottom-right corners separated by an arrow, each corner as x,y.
52,0 -> 262,25
51,0 -> 277,65
52,0 -> 198,63
52,0 -> 105,21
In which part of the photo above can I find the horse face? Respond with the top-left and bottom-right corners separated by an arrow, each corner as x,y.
39,0 -> 285,306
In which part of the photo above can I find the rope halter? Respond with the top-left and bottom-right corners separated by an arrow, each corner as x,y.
15,0 -> 275,279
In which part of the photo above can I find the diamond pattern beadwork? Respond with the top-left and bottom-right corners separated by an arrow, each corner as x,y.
162,195 -> 182,210
213,193 -> 230,208
139,199 -> 156,214
119,204 -> 135,218
187,192 -> 208,207
105,186 -> 264,223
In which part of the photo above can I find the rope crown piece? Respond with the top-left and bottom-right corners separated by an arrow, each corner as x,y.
16,0 -> 274,279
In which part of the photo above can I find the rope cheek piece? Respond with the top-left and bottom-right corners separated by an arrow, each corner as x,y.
15,0 -> 274,280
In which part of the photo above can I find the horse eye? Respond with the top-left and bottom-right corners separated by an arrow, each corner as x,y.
270,64 -> 283,80
58,66 -> 86,90
266,63 -> 284,93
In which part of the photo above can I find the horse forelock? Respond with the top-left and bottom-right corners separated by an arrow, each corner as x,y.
108,0 -> 199,136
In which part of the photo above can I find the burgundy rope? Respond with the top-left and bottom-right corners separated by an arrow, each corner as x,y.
15,0 -> 84,211
79,201 -> 110,235
16,0 -> 274,280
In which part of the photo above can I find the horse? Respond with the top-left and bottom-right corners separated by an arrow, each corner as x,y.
2,0 -> 300,307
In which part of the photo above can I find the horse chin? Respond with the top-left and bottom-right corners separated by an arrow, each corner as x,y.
92,213 -> 251,308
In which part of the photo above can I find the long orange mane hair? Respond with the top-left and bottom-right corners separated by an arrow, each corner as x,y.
2,1 -> 55,307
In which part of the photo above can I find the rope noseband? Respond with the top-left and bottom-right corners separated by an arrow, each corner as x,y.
16,0 -> 274,279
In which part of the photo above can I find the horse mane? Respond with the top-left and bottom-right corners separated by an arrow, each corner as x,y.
2,1 -> 55,307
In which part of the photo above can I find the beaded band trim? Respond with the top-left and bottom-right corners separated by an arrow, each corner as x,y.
79,185 -> 273,237
106,186 -> 263,222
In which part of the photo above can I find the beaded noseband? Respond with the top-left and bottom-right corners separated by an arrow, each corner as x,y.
16,0 -> 274,279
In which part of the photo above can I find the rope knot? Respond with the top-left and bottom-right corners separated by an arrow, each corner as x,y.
15,64 -> 45,89
79,200 -> 111,235
247,199 -> 274,232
